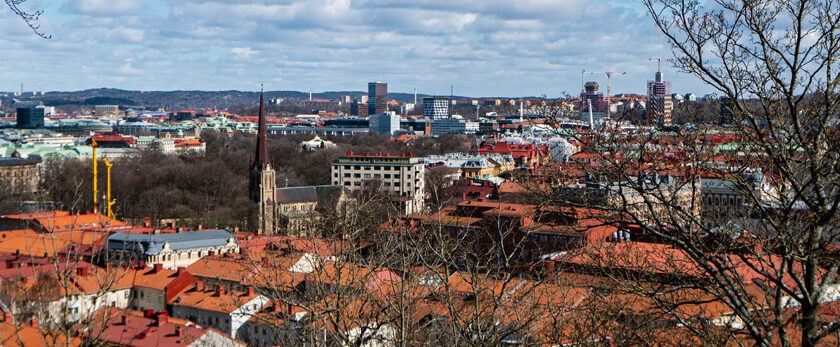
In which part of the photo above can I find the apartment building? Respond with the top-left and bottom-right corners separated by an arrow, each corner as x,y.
330,151 -> 425,214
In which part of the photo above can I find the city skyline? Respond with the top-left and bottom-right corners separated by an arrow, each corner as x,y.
1,0 -> 712,97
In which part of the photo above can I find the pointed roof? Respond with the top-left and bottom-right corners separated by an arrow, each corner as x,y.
252,92 -> 270,170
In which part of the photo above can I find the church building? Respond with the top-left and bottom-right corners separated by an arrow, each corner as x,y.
248,92 -> 345,235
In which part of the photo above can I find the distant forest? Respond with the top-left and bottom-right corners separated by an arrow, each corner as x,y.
0,88 -> 449,111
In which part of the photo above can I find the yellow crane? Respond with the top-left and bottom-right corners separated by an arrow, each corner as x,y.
91,139 -> 98,213
103,158 -> 115,218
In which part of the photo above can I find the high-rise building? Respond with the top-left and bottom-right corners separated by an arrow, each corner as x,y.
248,93 -> 279,235
351,100 -> 368,116
423,97 -> 449,119
580,82 -> 605,113
368,82 -> 387,115
647,69 -> 673,126
15,107 -> 44,129
331,151 -> 425,214
368,111 -> 401,135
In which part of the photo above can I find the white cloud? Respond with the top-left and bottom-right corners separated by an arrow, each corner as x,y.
0,0 -> 713,96
65,0 -> 143,16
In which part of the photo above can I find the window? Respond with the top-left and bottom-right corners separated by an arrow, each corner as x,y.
384,174 -> 391,179
344,165 -> 350,169
407,174 -> 411,178
374,166 -> 380,170
363,173 -> 371,178
354,166 -> 361,170
344,182 -> 351,186
354,173 -> 361,178
344,173 -> 350,178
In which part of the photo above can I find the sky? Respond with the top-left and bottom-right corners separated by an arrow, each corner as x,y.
0,0 -> 714,97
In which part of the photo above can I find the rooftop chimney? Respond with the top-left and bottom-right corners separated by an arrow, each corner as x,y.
144,217 -> 152,227
177,267 -> 186,274
156,312 -> 168,326
3,313 -> 12,323
247,287 -> 255,296
153,263 -> 164,273
76,266 -> 89,277
30,318 -> 38,329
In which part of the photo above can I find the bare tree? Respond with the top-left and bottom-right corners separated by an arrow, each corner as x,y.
541,0 -> 840,345
5,0 -> 50,39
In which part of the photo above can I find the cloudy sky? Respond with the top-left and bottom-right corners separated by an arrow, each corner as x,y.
0,0 -> 713,97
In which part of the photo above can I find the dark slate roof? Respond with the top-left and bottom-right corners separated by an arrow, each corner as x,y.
106,229 -> 236,255
275,186 -> 318,204
0,157 -> 41,167
276,185 -> 343,209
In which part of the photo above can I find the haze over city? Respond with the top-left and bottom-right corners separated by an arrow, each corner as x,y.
0,0 -> 711,96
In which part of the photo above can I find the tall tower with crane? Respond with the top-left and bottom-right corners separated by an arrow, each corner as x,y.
646,57 -> 673,126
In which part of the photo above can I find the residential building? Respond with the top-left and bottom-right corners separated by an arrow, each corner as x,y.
127,264 -> 197,312
368,111 -> 400,135
477,141 -> 549,168
95,308 -> 244,347
170,282 -> 269,339
368,82 -> 387,116
15,107 -> 44,129
0,153 -> 40,195
331,151 -> 425,214
104,229 -> 240,269
94,105 -> 120,117
423,97 -> 449,119
425,153 -> 515,180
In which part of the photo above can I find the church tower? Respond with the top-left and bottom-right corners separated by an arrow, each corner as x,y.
249,91 -> 278,234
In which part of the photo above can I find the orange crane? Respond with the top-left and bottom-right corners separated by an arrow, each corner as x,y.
103,158 -> 115,218
91,139 -> 98,213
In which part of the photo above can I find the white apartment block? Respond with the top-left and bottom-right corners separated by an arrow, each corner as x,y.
331,151 -> 425,214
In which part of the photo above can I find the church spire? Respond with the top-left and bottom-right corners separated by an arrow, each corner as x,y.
253,87 -> 270,170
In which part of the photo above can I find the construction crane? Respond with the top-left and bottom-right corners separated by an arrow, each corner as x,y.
91,139 -> 98,213
588,71 -> 628,117
649,57 -> 663,73
103,158 -> 115,218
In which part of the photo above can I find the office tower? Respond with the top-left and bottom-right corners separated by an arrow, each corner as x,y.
368,111 -> 401,135
423,97 -> 449,119
15,107 -> 45,129
368,82 -> 387,115
647,69 -> 673,126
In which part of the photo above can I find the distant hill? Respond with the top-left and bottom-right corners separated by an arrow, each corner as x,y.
0,88 -> 465,110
